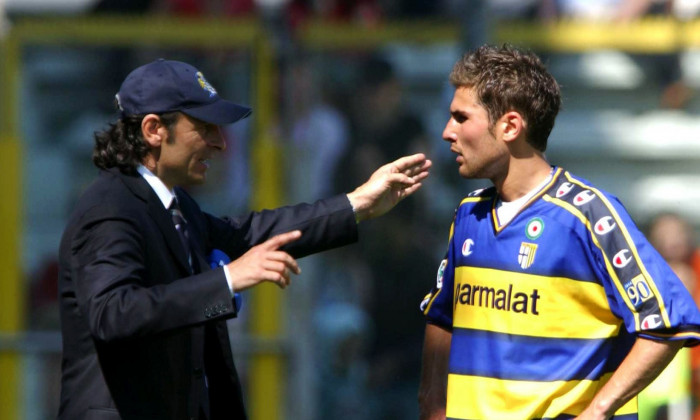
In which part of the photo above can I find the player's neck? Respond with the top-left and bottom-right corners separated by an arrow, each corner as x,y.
495,157 -> 552,202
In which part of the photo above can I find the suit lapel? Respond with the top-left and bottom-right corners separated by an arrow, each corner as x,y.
112,168 -> 192,274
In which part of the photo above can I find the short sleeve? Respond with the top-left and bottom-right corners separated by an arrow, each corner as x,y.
420,230 -> 456,329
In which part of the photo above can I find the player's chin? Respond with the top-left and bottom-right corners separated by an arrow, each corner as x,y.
459,167 -> 484,180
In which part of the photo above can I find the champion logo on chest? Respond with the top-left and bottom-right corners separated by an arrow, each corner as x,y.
461,238 -> 475,256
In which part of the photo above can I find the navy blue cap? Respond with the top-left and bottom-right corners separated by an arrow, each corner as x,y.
116,59 -> 252,125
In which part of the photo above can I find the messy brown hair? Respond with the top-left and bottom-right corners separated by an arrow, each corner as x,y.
449,44 -> 561,152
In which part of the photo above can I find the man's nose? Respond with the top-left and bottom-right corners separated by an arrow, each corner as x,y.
208,126 -> 226,151
442,121 -> 455,142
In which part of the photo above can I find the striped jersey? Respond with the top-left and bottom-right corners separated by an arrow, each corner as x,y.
420,167 -> 700,420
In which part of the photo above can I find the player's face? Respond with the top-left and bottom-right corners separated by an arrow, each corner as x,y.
443,86 -> 509,180
157,114 -> 226,188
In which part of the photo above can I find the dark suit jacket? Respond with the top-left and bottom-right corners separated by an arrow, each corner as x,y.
57,168 -> 358,420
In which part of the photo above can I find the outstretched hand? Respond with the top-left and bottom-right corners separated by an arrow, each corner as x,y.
347,153 -> 432,222
225,230 -> 302,291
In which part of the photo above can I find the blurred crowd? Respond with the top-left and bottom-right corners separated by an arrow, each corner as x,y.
87,0 -> 700,111
491,0 -> 700,109
641,212 -> 700,420
85,0 -> 700,21
10,0 -> 700,419
90,0 -> 448,21
288,54 -> 443,419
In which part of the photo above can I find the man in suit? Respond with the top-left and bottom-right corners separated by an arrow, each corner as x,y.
57,59 -> 431,420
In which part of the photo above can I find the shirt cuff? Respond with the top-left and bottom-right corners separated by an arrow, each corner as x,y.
352,205 -> 361,224
222,265 -> 235,296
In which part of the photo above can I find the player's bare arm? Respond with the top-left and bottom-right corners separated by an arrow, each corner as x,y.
418,323 -> 451,420
576,337 -> 685,420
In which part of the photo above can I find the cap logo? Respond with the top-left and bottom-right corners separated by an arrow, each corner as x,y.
196,71 -> 217,97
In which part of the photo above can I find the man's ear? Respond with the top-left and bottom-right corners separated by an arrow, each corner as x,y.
142,114 -> 167,148
500,111 -> 524,143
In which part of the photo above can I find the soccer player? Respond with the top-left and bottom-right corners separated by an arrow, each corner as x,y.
418,44 -> 700,419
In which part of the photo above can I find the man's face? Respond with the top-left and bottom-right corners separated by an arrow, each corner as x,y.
157,114 -> 225,188
443,86 -> 509,180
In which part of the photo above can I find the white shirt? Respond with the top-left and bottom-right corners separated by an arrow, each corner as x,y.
137,165 -> 176,209
495,168 -> 554,225
137,165 -> 234,294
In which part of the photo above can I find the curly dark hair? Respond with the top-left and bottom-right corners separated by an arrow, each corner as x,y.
92,112 -> 180,173
449,44 -> 561,152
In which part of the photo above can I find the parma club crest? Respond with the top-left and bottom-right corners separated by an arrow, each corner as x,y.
518,242 -> 538,269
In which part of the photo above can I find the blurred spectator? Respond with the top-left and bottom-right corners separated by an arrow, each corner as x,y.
335,55 -> 428,184
648,212 -> 699,292
488,0 -> 552,20
152,0 -> 256,17
380,0 -> 442,18
288,59 -> 350,201
29,258 -> 60,330
548,0 -> 693,109
27,257 -> 62,420
92,0 -> 156,13
286,0 -> 452,27
674,0 -> 700,19
332,54 -> 438,419
94,0 -> 257,16
640,212 -> 700,420
314,301 -> 373,419
287,0 -> 381,27
0,0 -> 8,38
552,0 -> 640,20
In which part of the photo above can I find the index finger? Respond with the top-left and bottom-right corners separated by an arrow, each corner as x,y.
263,230 -> 303,250
390,153 -> 428,173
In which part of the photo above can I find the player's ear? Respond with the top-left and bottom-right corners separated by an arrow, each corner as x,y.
142,114 -> 167,148
500,111 -> 524,143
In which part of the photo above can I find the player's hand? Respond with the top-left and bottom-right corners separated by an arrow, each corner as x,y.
225,230 -> 302,291
574,398 -> 615,419
347,153 -> 431,222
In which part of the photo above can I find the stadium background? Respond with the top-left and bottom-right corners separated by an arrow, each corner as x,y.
2,0 -> 700,419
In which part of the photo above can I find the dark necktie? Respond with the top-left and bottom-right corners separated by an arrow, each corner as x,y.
169,199 -> 194,273
171,199 -> 209,419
